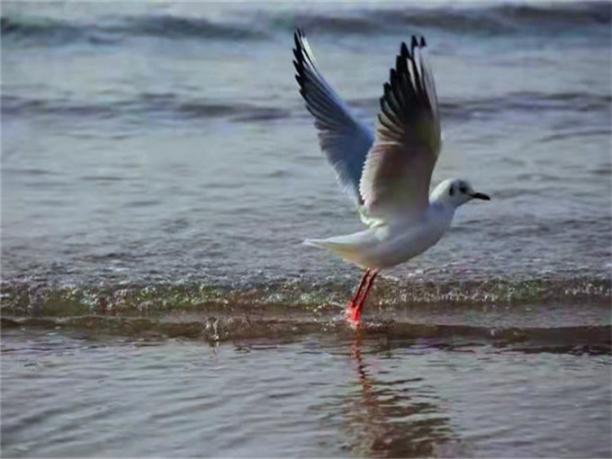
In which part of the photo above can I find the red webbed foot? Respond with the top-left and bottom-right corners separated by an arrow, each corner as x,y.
345,301 -> 362,328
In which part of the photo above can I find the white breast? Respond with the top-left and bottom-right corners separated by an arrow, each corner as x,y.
359,204 -> 454,269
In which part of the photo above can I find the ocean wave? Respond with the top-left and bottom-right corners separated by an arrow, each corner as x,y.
1,94 -> 290,123
1,277 -> 609,320
122,15 -> 267,40
444,91 -> 612,117
1,16 -> 85,42
2,2 -> 610,47
1,14 -> 267,46
3,91 -> 608,124
352,91 -> 612,120
367,1 -> 611,35
276,2 -> 610,37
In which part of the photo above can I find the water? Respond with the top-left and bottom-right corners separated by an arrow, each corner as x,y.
2,1 -> 611,294
1,1 -> 611,456
2,327 -> 610,458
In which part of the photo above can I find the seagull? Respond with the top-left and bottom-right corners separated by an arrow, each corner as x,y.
293,30 -> 490,327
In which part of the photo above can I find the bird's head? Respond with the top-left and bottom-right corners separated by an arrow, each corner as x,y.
431,178 -> 490,209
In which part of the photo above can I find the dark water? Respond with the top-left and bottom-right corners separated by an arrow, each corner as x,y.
1,1 -> 611,457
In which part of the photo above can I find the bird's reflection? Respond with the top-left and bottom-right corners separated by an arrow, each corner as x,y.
340,332 -> 459,458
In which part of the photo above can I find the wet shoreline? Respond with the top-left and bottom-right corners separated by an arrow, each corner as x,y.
2,325 -> 610,458
2,298 -> 610,350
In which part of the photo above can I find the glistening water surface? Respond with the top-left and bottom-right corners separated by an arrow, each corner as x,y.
1,327 -> 610,458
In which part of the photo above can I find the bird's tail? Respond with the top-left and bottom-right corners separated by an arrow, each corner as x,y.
303,238 -> 348,252
302,238 -> 327,249
302,237 -> 367,268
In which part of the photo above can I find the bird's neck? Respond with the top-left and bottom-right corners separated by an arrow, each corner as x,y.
429,193 -> 456,211
427,199 -> 456,226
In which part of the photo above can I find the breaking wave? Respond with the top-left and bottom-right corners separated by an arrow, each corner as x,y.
1,15 -> 267,45
1,276 -> 609,318
2,2 -> 610,47
280,2 -> 611,36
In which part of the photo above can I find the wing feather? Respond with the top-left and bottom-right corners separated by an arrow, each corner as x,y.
359,36 -> 442,223
293,29 -> 374,204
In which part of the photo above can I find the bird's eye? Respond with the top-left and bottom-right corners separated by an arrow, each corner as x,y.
449,185 -> 454,196
459,185 -> 467,194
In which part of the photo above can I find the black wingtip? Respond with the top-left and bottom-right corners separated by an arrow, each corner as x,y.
420,36 -> 426,47
293,31 -> 305,91
389,68 -> 397,84
295,28 -> 306,42
294,47 -> 306,66
411,35 -> 418,51
294,31 -> 301,49
395,55 -> 403,70
400,42 -> 409,58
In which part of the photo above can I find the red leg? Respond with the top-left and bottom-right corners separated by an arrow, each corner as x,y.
351,270 -> 370,303
346,270 -> 378,327
346,270 -> 369,320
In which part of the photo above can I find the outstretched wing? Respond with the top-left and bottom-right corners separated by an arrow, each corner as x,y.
293,29 -> 374,205
360,36 -> 441,223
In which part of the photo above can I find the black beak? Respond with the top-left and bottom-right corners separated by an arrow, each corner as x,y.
470,192 -> 490,201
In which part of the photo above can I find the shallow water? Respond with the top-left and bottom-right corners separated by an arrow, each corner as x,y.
2,2 -> 611,457
2,300 -> 611,456
2,326 -> 610,458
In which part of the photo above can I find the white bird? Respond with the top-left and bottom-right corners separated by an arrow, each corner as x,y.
293,30 -> 490,326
